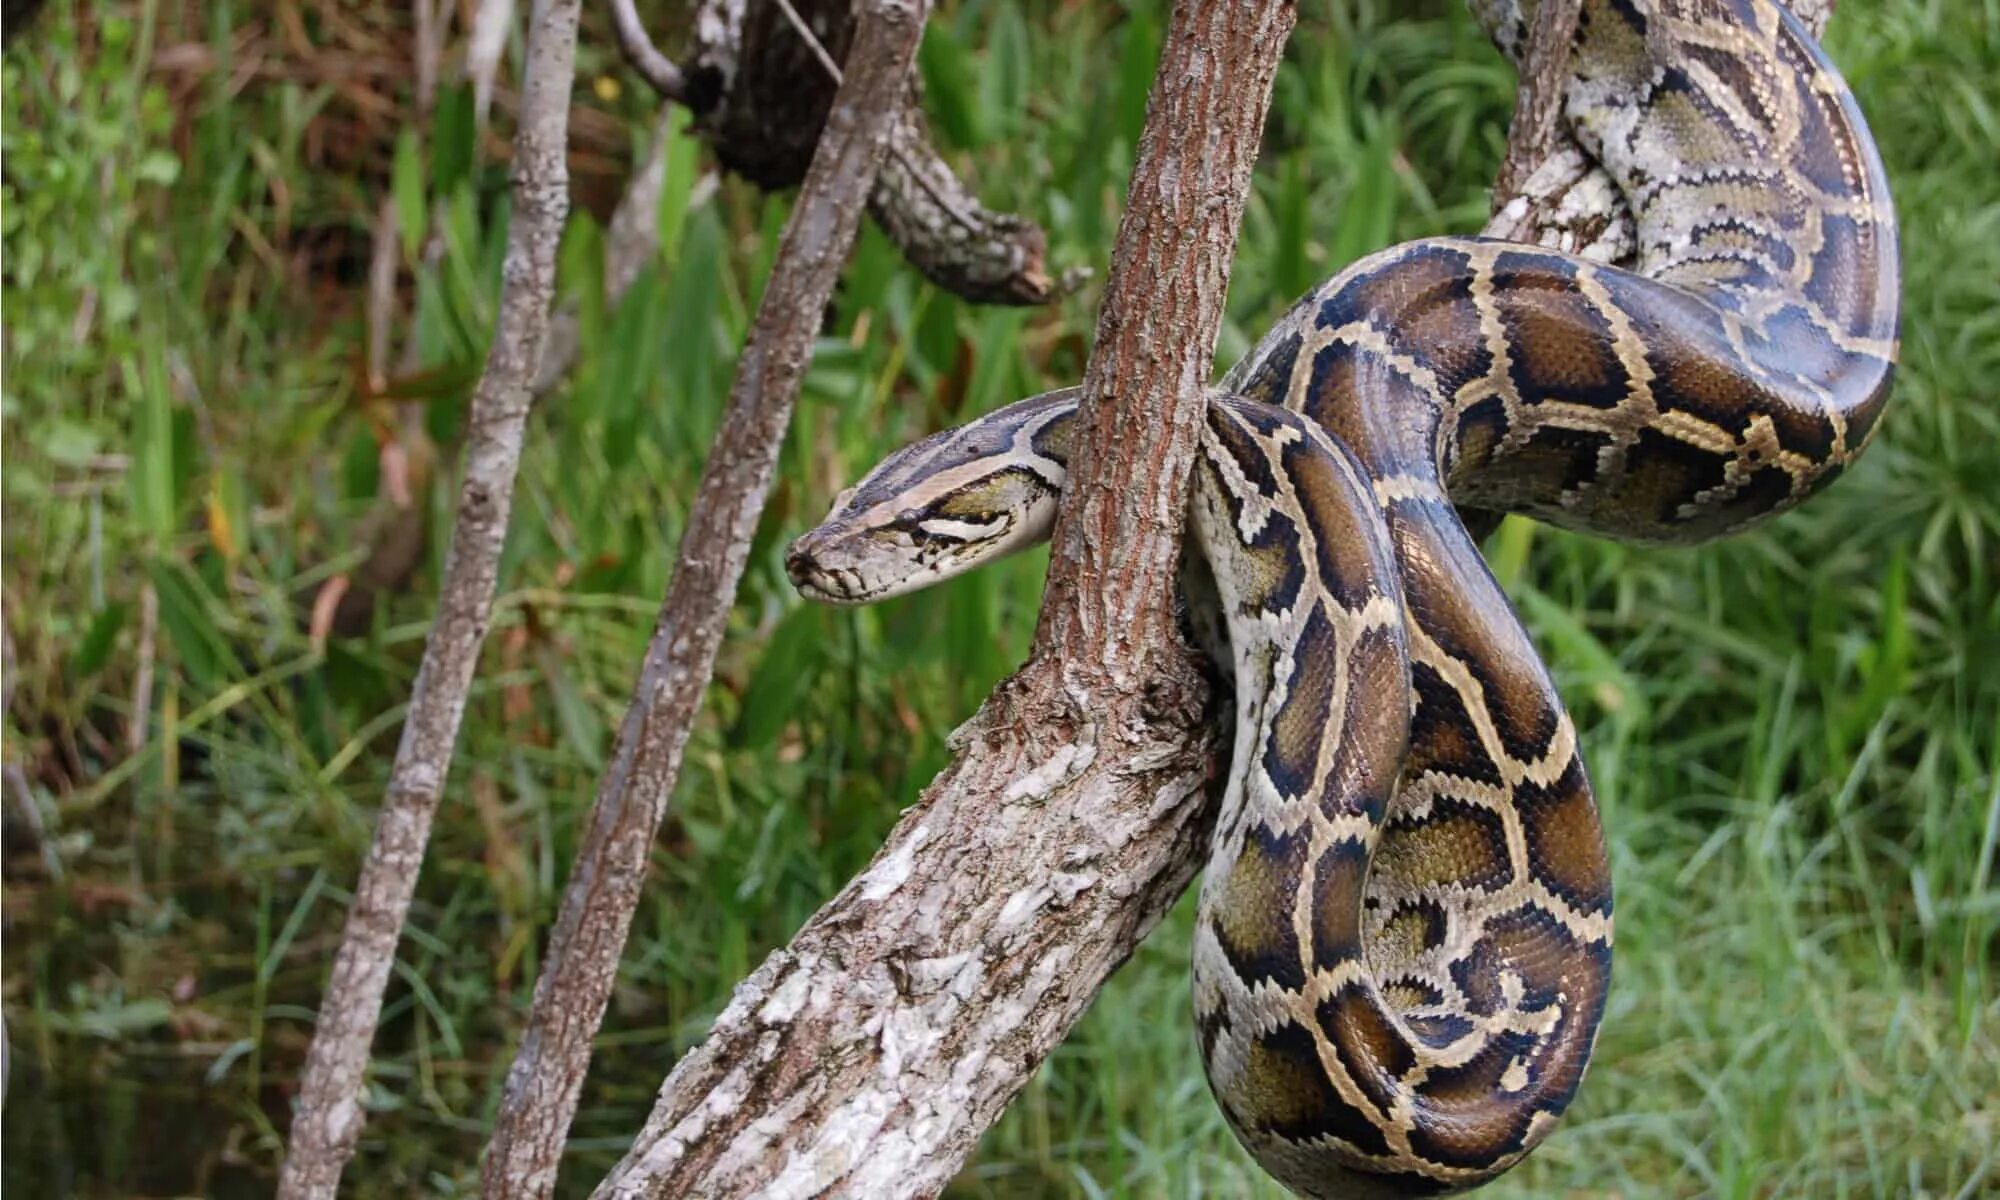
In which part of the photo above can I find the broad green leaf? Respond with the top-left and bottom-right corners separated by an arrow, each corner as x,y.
600,267 -> 667,469
392,128 -> 426,262
1329,129 -> 1399,270
125,348 -> 176,549
73,602 -> 129,678
983,2 -> 1031,140
655,108 -> 699,266
432,83 -> 477,196
732,604 -> 828,749
961,310 -> 1026,420
1274,154 -> 1314,303
146,558 -> 231,693
918,27 -> 984,149
1115,7 -> 1163,148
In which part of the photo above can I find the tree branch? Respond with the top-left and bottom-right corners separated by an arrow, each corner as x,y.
616,0 -> 1056,305
468,0 -> 516,126
1488,0 -> 1580,213
474,3 -> 933,1196
590,4 -> 1296,1197
276,2 -> 580,1196
866,102 -> 1055,304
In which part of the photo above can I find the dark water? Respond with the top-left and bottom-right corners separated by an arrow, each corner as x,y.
4,1036 -> 276,1198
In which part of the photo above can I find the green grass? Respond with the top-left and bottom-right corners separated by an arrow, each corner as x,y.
3,0 -> 1995,1197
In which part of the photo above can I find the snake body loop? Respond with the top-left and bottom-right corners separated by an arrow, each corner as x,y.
785,0 -> 1898,1193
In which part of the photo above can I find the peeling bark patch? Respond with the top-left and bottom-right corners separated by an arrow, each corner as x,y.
758,968 -> 814,1024
859,823 -> 931,900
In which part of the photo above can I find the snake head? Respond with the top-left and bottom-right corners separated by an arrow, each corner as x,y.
786,391 -> 1078,605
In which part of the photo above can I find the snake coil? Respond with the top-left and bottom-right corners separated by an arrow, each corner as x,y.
785,0 -> 1898,1193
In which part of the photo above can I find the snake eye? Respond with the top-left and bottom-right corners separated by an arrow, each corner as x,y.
918,514 -> 1009,543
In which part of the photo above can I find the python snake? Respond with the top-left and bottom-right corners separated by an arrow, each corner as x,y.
784,0 -> 1898,1192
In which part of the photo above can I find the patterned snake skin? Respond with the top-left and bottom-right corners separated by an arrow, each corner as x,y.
784,0 -> 1899,1192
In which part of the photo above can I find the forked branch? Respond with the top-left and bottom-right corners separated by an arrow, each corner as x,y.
590,2 -> 1297,1196
608,0 -> 684,100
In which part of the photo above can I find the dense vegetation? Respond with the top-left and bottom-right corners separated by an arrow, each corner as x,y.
3,1 -> 1994,1196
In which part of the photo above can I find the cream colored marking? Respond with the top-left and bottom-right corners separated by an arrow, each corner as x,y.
918,516 -> 1007,541
1371,473 -> 1451,506
1409,628 -> 1580,790
1467,242 -> 1531,450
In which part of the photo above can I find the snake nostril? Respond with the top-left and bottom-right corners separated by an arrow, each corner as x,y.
784,539 -> 815,583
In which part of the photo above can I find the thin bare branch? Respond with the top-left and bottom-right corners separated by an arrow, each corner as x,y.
591,3 -> 1295,1196
5,763 -> 62,883
125,582 -> 156,757
413,0 -> 451,117
771,0 -> 846,81
468,0 -> 517,125
276,1 -> 582,1196
609,0 -> 686,101
366,196 -> 399,392
868,105 -> 1054,304
475,3 -> 932,1195
1490,0 -> 1580,212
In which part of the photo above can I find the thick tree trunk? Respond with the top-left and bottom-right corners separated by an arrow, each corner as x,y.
591,3 -> 1297,1197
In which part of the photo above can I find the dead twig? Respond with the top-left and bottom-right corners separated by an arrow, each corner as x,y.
276,1 -> 582,1196
412,0 -> 450,119
474,3 -> 934,1196
126,582 -> 157,757
467,0 -> 516,125
609,0 -> 685,100
616,0 -> 1055,304
5,763 -> 62,883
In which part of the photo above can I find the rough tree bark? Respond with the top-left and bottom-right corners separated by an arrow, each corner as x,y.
475,3 -> 933,1196
619,0 -> 1054,304
1487,0 -> 1581,213
276,2 -> 580,1197
590,3 -> 1296,1197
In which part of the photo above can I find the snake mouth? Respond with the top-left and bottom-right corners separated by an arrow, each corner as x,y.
785,539 -> 878,605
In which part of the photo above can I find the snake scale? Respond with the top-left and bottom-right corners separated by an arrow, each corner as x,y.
784,0 -> 1899,1193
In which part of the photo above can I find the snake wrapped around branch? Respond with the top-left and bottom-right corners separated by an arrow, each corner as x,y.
784,0 -> 1898,1193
